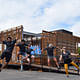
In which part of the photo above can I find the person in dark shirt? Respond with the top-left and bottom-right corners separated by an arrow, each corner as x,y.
22,44 -> 35,64
27,44 -> 35,63
16,39 -> 28,62
59,47 -> 79,77
42,44 -> 59,68
0,36 -> 17,72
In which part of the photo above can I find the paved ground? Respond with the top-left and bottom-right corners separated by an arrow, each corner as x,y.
0,69 -> 80,80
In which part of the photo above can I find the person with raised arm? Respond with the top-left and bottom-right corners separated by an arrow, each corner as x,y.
0,36 -> 18,72
59,47 -> 80,77
42,44 -> 60,69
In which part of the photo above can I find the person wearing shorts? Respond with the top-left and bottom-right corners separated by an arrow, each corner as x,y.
42,44 -> 59,68
16,39 -> 28,62
25,44 -> 35,64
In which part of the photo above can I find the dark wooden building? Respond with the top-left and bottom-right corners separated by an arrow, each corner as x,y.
0,25 -> 80,65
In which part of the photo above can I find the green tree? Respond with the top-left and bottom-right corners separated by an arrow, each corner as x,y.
77,47 -> 80,55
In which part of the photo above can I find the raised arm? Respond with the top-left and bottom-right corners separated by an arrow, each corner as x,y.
59,54 -> 62,61
13,39 -> 17,44
41,48 -> 47,54
2,40 -> 7,44
16,43 -> 21,46
56,46 -> 61,51
16,29 -> 19,40
71,53 -> 79,56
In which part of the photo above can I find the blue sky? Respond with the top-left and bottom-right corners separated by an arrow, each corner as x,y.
0,0 -> 80,36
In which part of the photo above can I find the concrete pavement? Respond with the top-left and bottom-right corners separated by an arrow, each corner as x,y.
0,69 -> 80,80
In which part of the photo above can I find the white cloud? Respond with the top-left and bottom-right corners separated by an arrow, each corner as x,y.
70,22 -> 80,36
0,0 -> 80,36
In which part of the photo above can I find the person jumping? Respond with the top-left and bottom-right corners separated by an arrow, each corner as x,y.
16,39 -> 28,62
0,36 -> 17,72
59,47 -> 80,77
42,44 -> 60,69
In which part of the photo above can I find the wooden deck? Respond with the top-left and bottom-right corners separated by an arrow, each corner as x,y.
0,62 -> 79,75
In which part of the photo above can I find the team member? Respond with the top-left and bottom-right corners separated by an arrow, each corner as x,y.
59,47 -> 79,77
24,44 -> 35,64
16,39 -> 28,62
0,36 -> 17,72
42,44 -> 60,69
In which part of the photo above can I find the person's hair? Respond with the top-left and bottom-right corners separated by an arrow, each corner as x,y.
7,36 -> 12,40
62,47 -> 66,49
48,44 -> 53,47
21,39 -> 25,42
61,47 -> 66,53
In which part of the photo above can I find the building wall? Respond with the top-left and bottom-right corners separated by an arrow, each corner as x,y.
0,27 -> 80,66
55,31 -> 76,55
42,30 -> 80,56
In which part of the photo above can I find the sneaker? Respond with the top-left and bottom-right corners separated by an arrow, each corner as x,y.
66,75 -> 69,77
0,56 -> 1,60
57,66 -> 60,70
0,69 -> 1,72
77,69 -> 79,75
16,60 -> 20,63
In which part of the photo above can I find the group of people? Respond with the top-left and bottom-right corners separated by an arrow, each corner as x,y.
42,44 -> 80,77
0,36 -> 80,77
0,36 -> 34,72
16,40 -> 35,64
